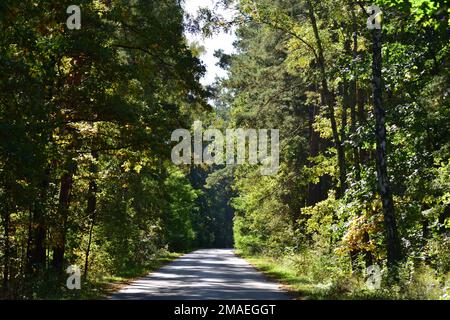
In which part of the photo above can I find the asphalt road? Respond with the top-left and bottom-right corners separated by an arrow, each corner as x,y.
109,249 -> 290,300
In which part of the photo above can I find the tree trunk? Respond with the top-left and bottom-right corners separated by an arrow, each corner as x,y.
350,6 -> 361,181
340,79 -> 349,196
83,178 -> 97,279
51,172 -> 73,273
307,0 -> 346,197
2,212 -> 10,294
371,28 -> 401,269
438,205 -> 450,233
26,171 -> 49,274
307,102 -> 322,205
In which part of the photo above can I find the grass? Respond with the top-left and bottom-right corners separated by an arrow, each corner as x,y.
36,252 -> 182,300
28,249 -> 448,300
240,252 -> 450,300
240,253 -> 394,300
241,254 -> 329,300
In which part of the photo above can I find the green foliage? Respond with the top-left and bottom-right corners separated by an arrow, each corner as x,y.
0,0 -> 448,300
223,0 -> 449,299
0,0 -> 209,299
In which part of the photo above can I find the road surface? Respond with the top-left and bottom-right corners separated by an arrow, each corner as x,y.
110,249 -> 290,300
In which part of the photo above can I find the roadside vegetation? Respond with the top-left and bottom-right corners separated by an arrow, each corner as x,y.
1,0 -> 448,300
241,252 -> 449,300
210,0 -> 449,300
0,0 -> 229,299
33,251 -> 181,300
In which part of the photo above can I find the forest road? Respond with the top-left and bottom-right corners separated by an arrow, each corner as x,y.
109,248 -> 291,300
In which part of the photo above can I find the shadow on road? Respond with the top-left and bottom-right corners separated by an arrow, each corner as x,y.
110,249 -> 291,300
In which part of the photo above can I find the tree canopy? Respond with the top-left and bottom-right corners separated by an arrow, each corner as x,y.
0,0 -> 448,299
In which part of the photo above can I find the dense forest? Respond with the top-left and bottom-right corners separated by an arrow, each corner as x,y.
0,0 -> 449,299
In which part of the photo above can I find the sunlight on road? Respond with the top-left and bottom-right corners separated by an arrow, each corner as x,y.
110,249 -> 290,300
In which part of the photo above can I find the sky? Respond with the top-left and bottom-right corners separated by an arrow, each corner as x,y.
183,0 -> 237,86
